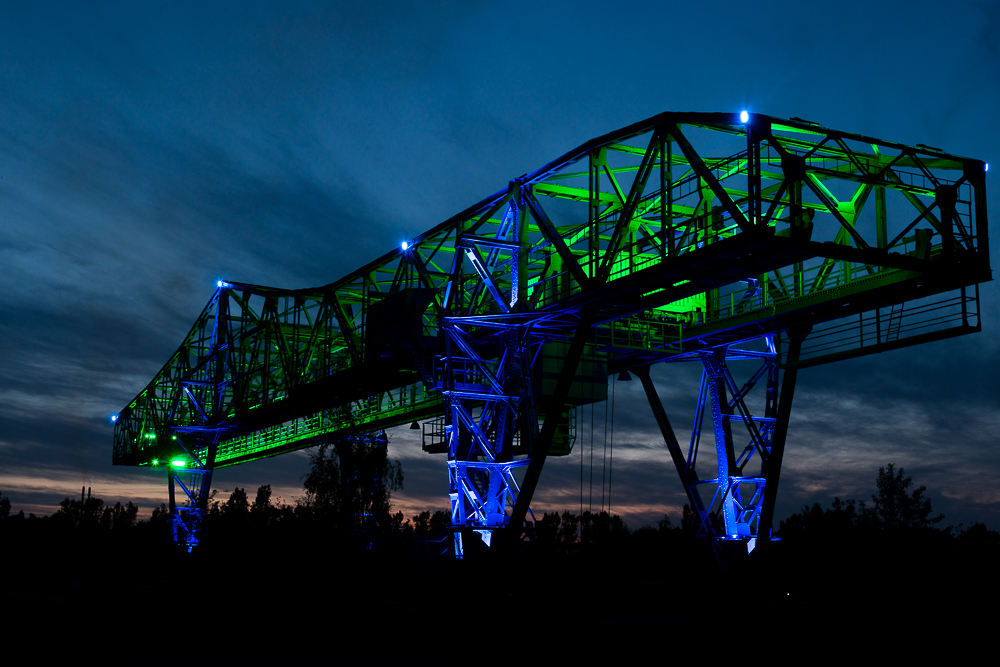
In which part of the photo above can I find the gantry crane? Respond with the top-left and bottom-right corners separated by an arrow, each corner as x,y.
113,112 -> 990,559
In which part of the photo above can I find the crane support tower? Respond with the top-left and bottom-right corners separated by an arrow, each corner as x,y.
113,112 -> 990,558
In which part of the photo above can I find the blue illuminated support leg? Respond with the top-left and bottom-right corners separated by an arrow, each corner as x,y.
756,327 -> 808,546
439,191 -> 538,556
166,434 -> 217,551
640,335 -> 788,565
448,458 -> 530,549
164,285 -> 230,550
441,321 -> 537,557
696,339 -> 781,555
168,465 -> 213,552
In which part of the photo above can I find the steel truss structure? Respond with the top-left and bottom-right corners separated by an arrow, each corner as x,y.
113,112 -> 990,558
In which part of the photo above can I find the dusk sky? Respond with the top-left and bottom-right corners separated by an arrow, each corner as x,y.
2,1 -> 998,530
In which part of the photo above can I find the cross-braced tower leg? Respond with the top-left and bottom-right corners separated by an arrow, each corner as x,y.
166,434 -> 217,551
637,332 -> 803,566
168,466 -> 213,551
442,324 -> 537,555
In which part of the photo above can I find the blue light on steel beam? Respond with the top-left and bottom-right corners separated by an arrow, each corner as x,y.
740,110 -> 749,123
401,241 -> 409,251
986,163 -> 990,172
110,414 -> 118,423
217,280 -> 223,287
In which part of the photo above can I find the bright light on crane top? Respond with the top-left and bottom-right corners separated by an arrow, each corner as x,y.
401,241 -> 409,251
110,414 -> 118,423
740,110 -> 749,123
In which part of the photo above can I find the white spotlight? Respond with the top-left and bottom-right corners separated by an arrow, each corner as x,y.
401,241 -> 409,251
217,280 -> 223,287
740,110 -> 749,123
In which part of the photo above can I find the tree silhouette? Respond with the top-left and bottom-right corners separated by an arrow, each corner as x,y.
301,430 -> 403,542
221,487 -> 250,524
863,463 -> 943,531
101,501 -> 139,530
779,497 -> 859,540
681,504 -> 700,535
251,484 -> 272,513
149,503 -> 171,530
578,511 -> 630,545
558,511 -> 580,544
0,492 -> 10,520
779,463 -> 944,539
534,511 -> 562,546
250,484 -> 274,526
47,491 -> 139,532
53,492 -> 104,528
409,510 -> 449,539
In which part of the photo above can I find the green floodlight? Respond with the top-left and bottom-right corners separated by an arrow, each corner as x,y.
152,459 -> 159,466
171,459 -> 186,467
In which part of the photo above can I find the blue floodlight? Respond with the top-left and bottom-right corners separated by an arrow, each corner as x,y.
217,280 -> 223,287
110,414 -> 118,423
401,241 -> 409,251
986,163 -> 990,172
740,110 -> 749,123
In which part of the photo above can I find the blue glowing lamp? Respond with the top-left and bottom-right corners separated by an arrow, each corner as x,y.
740,110 -> 749,123
217,280 -> 223,287
110,414 -> 118,423
401,241 -> 409,251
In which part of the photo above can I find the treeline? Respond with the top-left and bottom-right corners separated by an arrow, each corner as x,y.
778,463 -> 999,547
0,488 -> 165,533
3,461 -> 999,588
4,461 -> 998,551
4,460 -> 999,635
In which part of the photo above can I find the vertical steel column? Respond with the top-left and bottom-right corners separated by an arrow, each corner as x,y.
643,338 -> 781,558
506,310 -> 592,534
167,435 -> 216,552
701,347 -> 740,536
757,327 -> 809,543
167,470 -> 177,543
440,188 -> 545,555
635,365 -> 707,520
442,322 -> 534,555
168,462 -> 213,552
167,284 -> 228,550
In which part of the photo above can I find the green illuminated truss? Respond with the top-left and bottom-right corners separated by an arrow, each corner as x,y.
114,112 -> 990,472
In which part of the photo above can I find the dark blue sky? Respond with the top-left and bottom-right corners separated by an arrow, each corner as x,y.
1,1 -> 998,528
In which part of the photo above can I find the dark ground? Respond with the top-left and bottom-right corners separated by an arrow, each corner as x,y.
4,509 -> 998,661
